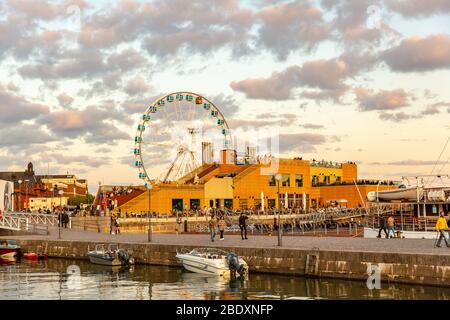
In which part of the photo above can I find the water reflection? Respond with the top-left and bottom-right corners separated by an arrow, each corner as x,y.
0,258 -> 448,300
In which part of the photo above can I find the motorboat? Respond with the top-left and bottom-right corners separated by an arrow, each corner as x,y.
367,186 -> 424,202
0,240 -> 21,259
175,248 -> 248,277
23,252 -> 48,260
87,244 -> 134,266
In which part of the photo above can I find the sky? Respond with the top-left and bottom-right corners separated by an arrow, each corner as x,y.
0,0 -> 450,193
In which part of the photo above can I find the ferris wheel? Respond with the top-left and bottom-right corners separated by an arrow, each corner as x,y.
134,92 -> 233,186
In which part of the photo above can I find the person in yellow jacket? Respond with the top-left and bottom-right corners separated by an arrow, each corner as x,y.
435,211 -> 450,248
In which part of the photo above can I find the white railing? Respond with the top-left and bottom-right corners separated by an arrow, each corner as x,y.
4,212 -> 58,227
0,215 -> 25,231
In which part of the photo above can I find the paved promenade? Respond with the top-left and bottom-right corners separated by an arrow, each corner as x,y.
2,227 -> 450,256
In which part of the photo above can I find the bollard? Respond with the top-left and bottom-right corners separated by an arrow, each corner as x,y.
325,224 -> 327,235
349,223 -> 352,235
337,224 -> 339,235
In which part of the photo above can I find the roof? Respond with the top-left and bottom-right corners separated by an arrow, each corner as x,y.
38,175 -> 76,179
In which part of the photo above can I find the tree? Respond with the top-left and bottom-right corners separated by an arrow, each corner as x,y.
68,194 -> 95,206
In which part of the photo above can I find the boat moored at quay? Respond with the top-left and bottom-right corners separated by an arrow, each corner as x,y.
364,175 -> 450,239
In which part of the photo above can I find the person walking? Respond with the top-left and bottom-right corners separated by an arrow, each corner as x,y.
239,212 -> 248,240
110,215 -> 115,234
208,213 -> 217,242
387,215 -> 395,238
377,214 -> 388,238
447,212 -> 450,240
115,216 -> 121,234
63,211 -> 69,228
435,211 -> 449,248
218,216 -> 226,241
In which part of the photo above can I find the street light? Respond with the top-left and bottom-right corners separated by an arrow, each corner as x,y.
58,189 -> 64,239
18,180 -> 22,211
275,174 -> 283,247
146,184 -> 153,242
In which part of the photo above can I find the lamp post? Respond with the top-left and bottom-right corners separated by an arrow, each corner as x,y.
275,174 -> 283,247
58,189 -> 63,239
18,180 -> 22,211
147,184 -> 153,242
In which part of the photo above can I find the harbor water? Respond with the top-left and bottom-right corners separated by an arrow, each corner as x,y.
0,258 -> 449,300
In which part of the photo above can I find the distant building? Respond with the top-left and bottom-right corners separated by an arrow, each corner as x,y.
39,175 -> 88,198
0,162 -> 87,211
114,158 -> 396,215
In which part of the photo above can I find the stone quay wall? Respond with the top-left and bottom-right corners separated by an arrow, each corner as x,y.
16,239 -> 450,288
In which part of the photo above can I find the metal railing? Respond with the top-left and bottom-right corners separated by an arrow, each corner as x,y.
4,212 -> 58,226
0,215 -> 25,231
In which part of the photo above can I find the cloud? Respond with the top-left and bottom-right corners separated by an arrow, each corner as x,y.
38,153 -> 110,168
38,105 -> 131,144
381,34 -> 450,72
354,88 -> 411,111
256,0 -> 329,59
0,86 -> 50,124
7,82 -> 19,92
210,93 -> 240,118
231,52 -> 376,100
279,133 -> 327,153
322,0 -> 395,43
378,112 -> 418,122
385,0 -> 450,17
124,75 -> 151,96
301,123 -> 324,130
107,48 -> 148,72
0,124 -> 55,147
57,93 -> 74,109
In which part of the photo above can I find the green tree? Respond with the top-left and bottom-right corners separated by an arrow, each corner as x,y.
68,194 -> 95,206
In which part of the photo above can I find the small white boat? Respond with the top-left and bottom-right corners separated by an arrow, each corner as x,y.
367,186 -> 424,202
175,248 -> 248,277
87,244 -> 134,266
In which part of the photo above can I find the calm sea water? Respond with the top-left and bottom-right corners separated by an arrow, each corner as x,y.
0,258 -> 448,300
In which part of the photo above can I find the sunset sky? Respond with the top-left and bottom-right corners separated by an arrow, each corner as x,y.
1,0 -> 450,192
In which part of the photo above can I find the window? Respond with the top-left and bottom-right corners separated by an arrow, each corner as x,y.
336,176 -> 341,183
295,174 -> 303,187
324,176 -> 330,184
239,199 -> 248,209
172,199 -> 183,211
312,175 -> 319,186
268,175 -> 276,186
190,199 -> 200,210
282,174 -> 290,187
268,199 -> 276,209
224,199 -> 233,209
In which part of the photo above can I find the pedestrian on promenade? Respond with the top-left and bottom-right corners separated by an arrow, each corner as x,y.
58,209 -> 63,228
435,211 -> 449,248
239,212 -> 248,240
208,213 -> 217,242
218,216 -> 226,241
387,215 -> 395,238
447,212 -> 450,240
377,214 -> 388,238
115,216 -> 121,234
63,211 -> 69,228
110,215 -> 114,234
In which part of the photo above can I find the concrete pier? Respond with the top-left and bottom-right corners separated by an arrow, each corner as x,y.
2,228 -> 449,288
